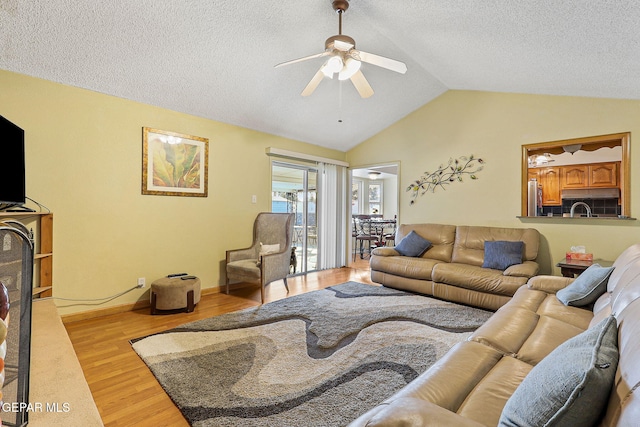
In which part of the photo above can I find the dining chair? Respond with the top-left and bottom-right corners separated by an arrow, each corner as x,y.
353,215 -> 377,260
383,216 -> 397,246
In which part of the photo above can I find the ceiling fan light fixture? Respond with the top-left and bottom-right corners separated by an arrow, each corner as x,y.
322,55 -> 344,77
338,57 -> 361,80
275,0 -> 406,98
528,153 -> 555,166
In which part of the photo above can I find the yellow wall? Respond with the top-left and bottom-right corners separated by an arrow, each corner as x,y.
347,90 -> 640,274
0,70 -> 346,315
5,70 -> 640,314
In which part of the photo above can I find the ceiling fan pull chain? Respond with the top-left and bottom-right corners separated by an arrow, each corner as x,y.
338,81 -> 343,123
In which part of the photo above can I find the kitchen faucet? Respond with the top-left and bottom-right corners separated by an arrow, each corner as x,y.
570,202 -> 592,218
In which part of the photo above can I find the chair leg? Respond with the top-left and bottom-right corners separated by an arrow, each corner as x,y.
225,277 -> 229,295
260,284 -> 265,304
283,277 -> 289,293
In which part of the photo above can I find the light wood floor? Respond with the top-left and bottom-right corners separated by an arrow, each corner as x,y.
64,259 -> 374,427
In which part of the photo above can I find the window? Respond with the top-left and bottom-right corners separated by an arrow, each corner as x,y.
368,182 -> 382,215
352,180 -> 363,214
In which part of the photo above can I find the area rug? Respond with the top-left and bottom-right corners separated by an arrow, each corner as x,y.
131,282 -> 492,427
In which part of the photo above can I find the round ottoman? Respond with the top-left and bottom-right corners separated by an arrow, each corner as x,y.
150,276 -> 201,315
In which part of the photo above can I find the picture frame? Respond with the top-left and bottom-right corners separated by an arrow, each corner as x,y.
142,127 -> 209,197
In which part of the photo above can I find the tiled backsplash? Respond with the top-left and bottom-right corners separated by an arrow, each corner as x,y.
540,198 -> 621,217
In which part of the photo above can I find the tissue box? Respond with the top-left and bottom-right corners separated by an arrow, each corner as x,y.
566,252 -> 593,261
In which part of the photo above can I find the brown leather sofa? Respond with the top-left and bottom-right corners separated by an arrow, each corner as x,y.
370,224 -> 540,310
350,243 -> 640,427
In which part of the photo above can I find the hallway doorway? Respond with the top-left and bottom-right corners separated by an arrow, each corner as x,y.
350,163 -> 399,262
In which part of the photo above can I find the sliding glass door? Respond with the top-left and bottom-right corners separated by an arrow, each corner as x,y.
272,162 -> 317,274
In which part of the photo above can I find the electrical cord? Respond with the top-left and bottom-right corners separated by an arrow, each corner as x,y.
26,196 -> 51,213
5,198 -> 137,307
38,285 -> 141,307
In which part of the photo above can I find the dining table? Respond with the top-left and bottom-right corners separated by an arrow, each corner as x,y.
359,217 -> 397,247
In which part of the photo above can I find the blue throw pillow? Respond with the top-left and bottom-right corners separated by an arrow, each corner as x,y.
482,241 -> 524,270
395,230 -> 432,257
556,264 -> 614,307
498,316 -> 619,427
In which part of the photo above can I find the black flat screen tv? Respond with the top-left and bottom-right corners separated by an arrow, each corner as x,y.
0,115 -> 26,209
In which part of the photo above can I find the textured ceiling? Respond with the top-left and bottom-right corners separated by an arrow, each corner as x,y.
2,1 -> 640,151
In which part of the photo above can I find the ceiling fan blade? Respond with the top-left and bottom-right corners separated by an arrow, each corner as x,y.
350,70 -> 374,98
301,68 -> 325,96
275,51 -> 329,68
356,50 -> 407,74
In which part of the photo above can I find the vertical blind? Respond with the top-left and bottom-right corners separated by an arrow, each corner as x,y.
317,162 -> 347,269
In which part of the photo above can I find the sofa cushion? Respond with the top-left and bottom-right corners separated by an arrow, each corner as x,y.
432,263 -> 528,297
452,226 -> 540,266
498,315 -> 619,427
556,264 -> 614,307
482,241 -> 524,270
395,224 -> 456,262
394,230 -> 432,257
503,261 -> 539,278
370,255 -> 441,281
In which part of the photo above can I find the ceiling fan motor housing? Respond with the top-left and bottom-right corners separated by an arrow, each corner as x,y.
325,35 -> 356,51
332,0 -> 349,13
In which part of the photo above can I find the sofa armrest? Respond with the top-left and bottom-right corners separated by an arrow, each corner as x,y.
349,398 -> 486,427
527,275 -> 574,294
371,247 -> 400,257
503,261 -> 539,278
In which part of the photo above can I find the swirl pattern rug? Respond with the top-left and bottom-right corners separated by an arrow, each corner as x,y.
131,282 -> 492,426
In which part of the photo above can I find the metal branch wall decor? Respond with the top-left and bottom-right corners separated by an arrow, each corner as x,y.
407,155 -> 485,205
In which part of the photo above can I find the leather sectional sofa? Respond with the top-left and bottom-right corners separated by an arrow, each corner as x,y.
351,243 -> 640,427
370,223 -> 541,310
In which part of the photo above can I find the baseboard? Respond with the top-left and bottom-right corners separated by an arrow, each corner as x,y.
61,285 -> 222,324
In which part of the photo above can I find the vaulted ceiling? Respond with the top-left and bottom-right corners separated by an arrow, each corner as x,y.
2,1 -> 639,151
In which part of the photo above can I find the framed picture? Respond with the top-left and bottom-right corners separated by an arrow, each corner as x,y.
142,127 -> 209,197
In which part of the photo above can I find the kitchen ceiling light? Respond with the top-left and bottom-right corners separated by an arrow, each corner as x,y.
368,171 -> 381,180
563,144 -> 582,154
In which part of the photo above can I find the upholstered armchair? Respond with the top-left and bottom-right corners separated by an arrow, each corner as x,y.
225,212 -> 294,303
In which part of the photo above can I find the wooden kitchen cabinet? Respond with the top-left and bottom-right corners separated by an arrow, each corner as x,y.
561,165 -> 588,188
560,162 -> 618,189
538,167 -> 561,205
589,162 -> 618,187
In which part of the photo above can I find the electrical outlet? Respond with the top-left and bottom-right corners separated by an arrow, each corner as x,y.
137,277 -> 146,288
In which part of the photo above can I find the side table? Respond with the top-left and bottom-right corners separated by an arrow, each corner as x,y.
556,258 -> 614,278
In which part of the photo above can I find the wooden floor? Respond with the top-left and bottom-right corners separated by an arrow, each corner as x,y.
64,259 -> 374,427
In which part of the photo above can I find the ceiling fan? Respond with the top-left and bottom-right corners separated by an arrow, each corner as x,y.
275,0 -> 407,98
